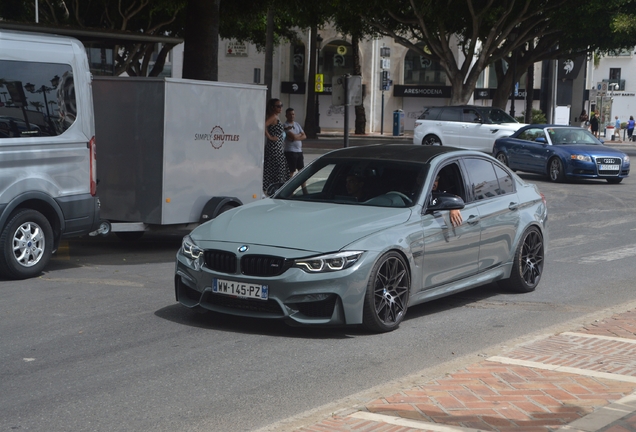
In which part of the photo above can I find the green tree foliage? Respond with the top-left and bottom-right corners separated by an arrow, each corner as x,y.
331,0 -> 636,107
1,0 -> 187,76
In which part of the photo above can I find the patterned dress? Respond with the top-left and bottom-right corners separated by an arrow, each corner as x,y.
263,120 -> 289,192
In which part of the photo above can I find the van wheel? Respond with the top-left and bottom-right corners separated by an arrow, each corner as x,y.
0,209 -> 54,280
422,134 -> 442,146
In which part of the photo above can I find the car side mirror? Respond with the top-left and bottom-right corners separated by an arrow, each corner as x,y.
535,137 -> 547,144
427,193 -> 465,212
266,182 -> 284,197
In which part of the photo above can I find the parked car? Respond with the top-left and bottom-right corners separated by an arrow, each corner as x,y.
413,105 -> 525,151
493,125 -> 630,183
175,145 -> 548,332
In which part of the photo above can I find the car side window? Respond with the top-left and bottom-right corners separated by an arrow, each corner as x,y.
0,60 -> 76,138
418,107 -> 442,120
463,158 -> 501,201
517,128 -> 546,142
433,163 -> 466,201
439,108 -> 461,122
462,109 -> 482,123
493,164 -> 515,195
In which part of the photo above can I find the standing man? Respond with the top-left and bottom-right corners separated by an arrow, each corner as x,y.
614,116 -> 621,141
283,108 -> 307,177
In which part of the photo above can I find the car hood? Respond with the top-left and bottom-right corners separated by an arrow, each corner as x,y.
559,144 -> 627,156
190,199 -> 413,254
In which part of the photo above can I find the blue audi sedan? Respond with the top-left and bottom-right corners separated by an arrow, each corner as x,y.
493,125 -> 630,183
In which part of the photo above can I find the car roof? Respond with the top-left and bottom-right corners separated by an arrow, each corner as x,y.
321,144 -> 474,164
423,105 -> 503,111
519,124 -> 581,130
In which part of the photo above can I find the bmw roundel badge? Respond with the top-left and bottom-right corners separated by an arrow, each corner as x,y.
238,245 -> 249,253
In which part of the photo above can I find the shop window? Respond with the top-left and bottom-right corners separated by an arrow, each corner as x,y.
291,44 -> 305,82
404,46 -> 446,85
319,41 -> 354,85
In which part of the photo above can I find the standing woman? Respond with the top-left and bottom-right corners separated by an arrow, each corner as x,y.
627,116 -> 635,142
263,98 -> 290,194
590,111 -> 599,138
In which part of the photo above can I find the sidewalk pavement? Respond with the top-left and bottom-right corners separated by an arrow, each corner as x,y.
261,307 -> 636,432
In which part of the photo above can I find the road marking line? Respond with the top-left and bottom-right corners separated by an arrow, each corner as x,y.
350,411 -> 484,432
555,391 -> 636,432
562,331 -> 636,344
487,356 -> 636,383
578,245 -> 636,263
53,241 -> 70,260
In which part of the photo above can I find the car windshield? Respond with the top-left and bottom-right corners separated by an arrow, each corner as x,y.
276,158 -> 428,207
547,127 -> 601,145
483,108 -> 517,124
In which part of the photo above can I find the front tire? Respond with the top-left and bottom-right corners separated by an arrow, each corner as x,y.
607,178 -> 623,184
499,227 -> 544,293
0,209 -> 54,280
548,157 -> 565,182
362,252 -> 410,332
422,134 -> 442,146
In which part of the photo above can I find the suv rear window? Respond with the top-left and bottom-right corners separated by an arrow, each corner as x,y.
439,107 -> 461,122
0,60 -> 76,138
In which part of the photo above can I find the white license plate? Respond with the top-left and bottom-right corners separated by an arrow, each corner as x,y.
213,278 -> 268,300
599,164 -> 619,171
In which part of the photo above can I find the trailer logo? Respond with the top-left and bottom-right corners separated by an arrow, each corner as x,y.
194,125 -> 240,149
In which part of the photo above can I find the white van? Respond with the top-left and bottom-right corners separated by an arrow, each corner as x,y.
0,30 -> 99,279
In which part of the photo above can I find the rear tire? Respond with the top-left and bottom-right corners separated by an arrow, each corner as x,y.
0,209 -> 54,280
548,157 -> 565,182
422,134 -> 442,146
499,226 -> 544,293
496,152 -> 509,167
362,252 -> 410,332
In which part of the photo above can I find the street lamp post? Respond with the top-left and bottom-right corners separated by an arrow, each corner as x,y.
24,75 -> 60,134
315,34 -> 323,134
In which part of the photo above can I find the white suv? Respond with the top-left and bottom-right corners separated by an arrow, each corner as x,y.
413,105 -> 525,152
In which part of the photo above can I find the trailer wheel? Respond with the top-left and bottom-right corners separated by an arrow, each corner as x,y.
0,209 -> 54,280
115,231 -> 145,241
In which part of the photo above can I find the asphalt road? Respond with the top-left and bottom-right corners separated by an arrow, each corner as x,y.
2,143 -> 636,432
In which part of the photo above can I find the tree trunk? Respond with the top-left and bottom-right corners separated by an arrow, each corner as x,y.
525,65 -> 534,123
352,34 -> 366,134
304,26 -> 318,139
264,7 -> 274,101
182,0 -> 219,81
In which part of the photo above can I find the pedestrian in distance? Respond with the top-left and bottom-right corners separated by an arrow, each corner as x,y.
579,109 -> 588,128
628,116 -> 635,142
263,98 -> 290,195
614,116 -> 621,141
283,107 -> 307,177
590,111 -> 599,138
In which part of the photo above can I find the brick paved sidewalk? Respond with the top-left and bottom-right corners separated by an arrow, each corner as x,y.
294,310 -> 636,432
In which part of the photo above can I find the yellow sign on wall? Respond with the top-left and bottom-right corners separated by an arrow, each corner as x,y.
315,74 -> 324,92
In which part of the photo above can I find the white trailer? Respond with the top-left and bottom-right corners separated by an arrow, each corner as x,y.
92,77 -> 265,239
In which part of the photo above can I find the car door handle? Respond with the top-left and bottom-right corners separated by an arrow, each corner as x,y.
466,215 -> 480,225
509,202 -> 519,211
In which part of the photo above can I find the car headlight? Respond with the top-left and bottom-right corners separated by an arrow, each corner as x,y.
624,155 -> 630,163
294,251 -> 364,273
570,154 -> 592,162
181,235 -> 204,260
